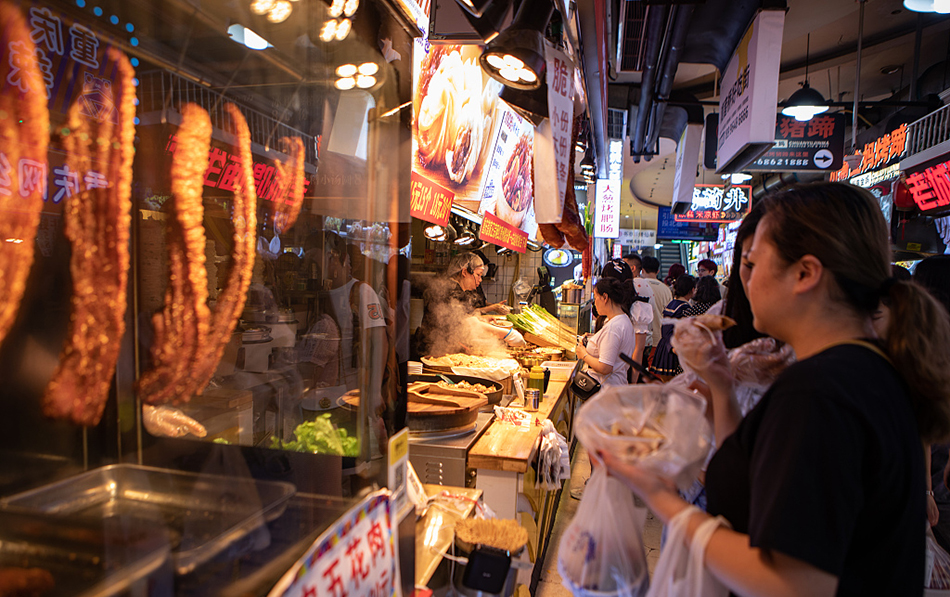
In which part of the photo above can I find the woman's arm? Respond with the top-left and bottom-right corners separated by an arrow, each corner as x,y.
603,454 -> 839,597
575,342 -> 613,375
926,442 -> 939,526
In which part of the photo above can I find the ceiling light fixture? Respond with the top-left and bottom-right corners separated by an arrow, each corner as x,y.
424,224 -> 447,241
343,0 -> 360,16
455,0 -> 512,43
328,0 -> 345,17
336,64 -> 357,77
250,0 -> 277,14
721,172 -> 752,184
358,62 -> 378,75
355,74 -> 376,88
266,0 -> 293,22
227,24 -> 272,50
903,0 -> 950,13
479,0 -> 554,90
781,34 -> 828,122
320,18 -> 351,42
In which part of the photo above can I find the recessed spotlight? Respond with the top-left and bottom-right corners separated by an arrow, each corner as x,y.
355,74 -> 376,88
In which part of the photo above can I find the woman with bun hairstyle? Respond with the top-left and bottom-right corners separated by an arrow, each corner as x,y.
574,274 -> 637,388
602,182 -> 950,595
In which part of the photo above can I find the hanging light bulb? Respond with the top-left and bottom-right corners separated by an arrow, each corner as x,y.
266,0 -> 293,22
250,0 -> 277,15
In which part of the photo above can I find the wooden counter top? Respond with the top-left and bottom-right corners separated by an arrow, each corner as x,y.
415,484 -> 482,587
467,379 -> 570,473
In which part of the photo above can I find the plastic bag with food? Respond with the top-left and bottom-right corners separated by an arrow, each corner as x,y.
558,468 -> 649,597
671,315 -> 795,417
557,466 -> 650,597
575,384 -> 713,489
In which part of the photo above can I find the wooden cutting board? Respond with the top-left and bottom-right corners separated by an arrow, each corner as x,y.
342,390 -> 486,417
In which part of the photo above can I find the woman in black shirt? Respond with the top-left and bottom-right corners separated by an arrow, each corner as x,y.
602,183 -> 950,596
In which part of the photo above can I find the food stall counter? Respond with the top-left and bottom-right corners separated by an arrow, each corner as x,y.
415,484 -> 483,588
467,379 -> 570,474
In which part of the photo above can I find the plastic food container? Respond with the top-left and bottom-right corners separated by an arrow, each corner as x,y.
2,464 -> 295,575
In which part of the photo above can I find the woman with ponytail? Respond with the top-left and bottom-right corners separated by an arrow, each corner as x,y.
600,182 -> 950,596
574,262 -> 637,388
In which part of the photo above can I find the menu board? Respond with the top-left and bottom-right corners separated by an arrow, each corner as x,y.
477,107 -> 538,240
411,44 -> 503,210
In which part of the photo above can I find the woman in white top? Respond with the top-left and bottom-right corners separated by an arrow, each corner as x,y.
575,276 -> 638,387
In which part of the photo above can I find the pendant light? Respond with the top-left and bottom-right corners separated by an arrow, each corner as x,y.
781,34 -> 829,122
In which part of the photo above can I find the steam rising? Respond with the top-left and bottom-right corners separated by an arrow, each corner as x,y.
417,276 -> 509,358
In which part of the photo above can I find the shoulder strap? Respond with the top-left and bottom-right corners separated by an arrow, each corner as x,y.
822,339 -> 892,365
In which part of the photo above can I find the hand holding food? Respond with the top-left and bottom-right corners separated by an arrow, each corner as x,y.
671,315 -> 735,388
142,404 -> 207,438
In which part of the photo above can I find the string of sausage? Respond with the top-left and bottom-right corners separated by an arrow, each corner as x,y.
179,104 -> 258,403
136,103 -> 212,405
0,2 -> 49,349
43,49 -> 135,426
272,136 -> 304,234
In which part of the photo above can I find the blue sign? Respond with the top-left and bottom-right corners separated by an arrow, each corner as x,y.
656,207 -> 718,241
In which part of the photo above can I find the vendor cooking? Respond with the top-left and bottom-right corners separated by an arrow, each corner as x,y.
413,253 -> 525,357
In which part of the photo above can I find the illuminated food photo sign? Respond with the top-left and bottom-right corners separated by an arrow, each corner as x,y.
411,44 -> 503,214
675,184 -> 752,223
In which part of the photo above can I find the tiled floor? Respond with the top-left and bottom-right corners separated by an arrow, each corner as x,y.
535,444 -> 664,597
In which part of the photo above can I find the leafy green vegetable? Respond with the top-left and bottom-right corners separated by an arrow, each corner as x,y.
271,414 -> 359,457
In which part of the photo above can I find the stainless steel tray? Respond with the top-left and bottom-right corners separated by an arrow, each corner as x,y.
0,509 -> 170,597
2,464 -> 296,575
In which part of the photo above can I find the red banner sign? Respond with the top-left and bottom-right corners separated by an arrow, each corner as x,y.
409,171 -> 454,226
165,134 -> 311,203
480,211 -> 528,253
906,158 -> 950,213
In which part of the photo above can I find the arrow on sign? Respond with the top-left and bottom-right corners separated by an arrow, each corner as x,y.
814,149 -> 834,169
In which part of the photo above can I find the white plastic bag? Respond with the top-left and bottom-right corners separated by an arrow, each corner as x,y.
558,468 -> 649,597
646,506 -> 730,597
575,385 -> 713,489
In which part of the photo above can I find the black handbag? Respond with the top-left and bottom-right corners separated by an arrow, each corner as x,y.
570,368 -> 602,400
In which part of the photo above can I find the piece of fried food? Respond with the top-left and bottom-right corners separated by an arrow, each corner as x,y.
693,314 -> 737,331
